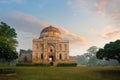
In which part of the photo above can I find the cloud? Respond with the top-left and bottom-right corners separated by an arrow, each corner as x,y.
9,12 -> 49,28
101,30 -> 120,39
67,0 -> 93,15
99,25 -> 120,39
95,0 -> 106,16
11,12 -> 89,44
95,0 -> 120,26
1,12 -> 51,35
67,0 -> 120,26
60,27 -> 89,44
0,12 -> 88,45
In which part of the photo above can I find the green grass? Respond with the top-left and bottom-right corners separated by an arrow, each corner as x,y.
0,66 -> 120,80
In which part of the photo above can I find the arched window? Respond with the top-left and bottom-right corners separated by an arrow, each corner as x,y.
50,49 -> 53,52
36,44 -> 38,49
59,54 -> 62,60
60,44 -> 62,51
35,53 -> 38,60
65,53 -> 67,59
41,53 -> 43,60
65,44 -> 67,51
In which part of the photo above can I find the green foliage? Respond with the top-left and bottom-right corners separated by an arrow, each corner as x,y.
0,21 -> 18,64
56,62 -> 77,67
34,63 -> 50,67
16,63 -> 33,66
16,63 -> 50,67
0,22 -> 17,48
96,40 -> 120,63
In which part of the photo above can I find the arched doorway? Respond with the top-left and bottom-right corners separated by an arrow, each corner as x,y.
49,55 -> 54,65
48,44 -> 55,57
48,44 -> 55,65
49,55 -> 54,62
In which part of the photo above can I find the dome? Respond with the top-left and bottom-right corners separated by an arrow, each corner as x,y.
40,26 -> 62,40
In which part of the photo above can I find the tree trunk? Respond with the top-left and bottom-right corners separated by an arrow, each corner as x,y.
117,55 -> 120,63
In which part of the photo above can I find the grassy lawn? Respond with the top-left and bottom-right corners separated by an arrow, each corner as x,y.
0,66 -> 120,80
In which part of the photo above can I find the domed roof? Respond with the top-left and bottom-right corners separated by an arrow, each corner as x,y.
41,26 -> 61,34
40,26 -> 62,40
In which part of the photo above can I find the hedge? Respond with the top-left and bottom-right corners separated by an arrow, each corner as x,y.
56,62 -> 77,67
0,68 -> 15,74
16,63 -> 50,67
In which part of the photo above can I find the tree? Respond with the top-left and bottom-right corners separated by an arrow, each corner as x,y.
0,22 -> 18,64
78,46 -> 99,66
85,46 -> 98,66
96,40 -> 120,63
85,46 -> 98,59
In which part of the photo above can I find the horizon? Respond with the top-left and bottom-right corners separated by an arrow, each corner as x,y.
0,0 -> 120,56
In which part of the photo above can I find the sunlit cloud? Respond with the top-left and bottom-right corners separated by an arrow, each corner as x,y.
1,12 -> 89,46
10,12 -> 49,28
101,30 -> 120,39
67,0 -> 120,26
67,0 -> 93,15
95,0 -> 120,26
11,12 -> 89,45
97,0 -> 120,40
99,25 -> 120,39
95,0 -> 106,16
60,27 -> 89,44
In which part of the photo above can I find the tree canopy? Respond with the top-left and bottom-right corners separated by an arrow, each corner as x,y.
96,40 -> 120,63
0,22 -> 18,64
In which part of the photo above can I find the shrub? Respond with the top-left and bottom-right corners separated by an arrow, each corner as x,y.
56,62 -> 77,67
16,63 -> 33,66
34,63 -> 50,67
16,63 -> 50,67
0,68 -> 15,74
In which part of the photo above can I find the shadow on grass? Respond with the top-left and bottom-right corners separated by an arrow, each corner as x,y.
95,69 -> 120,80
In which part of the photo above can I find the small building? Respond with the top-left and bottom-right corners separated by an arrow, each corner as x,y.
18,49 -> 32,63
32,26 -> 69,63
69,56 -> 78,63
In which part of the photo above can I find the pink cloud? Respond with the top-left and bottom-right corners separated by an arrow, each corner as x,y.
10,12 -> 49,28
101,30 -> 120,39
7,12 -> 89,45
60,27 -> 89,44
100,25 -> 120,39
96,0 -> 106,6
95,0 -> 107,16
95,0 -> 120,25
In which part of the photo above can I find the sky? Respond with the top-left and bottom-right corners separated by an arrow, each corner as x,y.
0,0 -> 120,56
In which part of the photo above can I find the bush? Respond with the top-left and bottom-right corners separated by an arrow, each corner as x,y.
34,63 -> 50,67
16,63 -> 33,66
16,63 -> 50,67
56,62 -> 77,67
0,68 -> 15,74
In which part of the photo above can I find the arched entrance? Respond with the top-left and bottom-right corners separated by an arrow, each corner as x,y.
48,44 -> 55,65
49,55 -> 54,62
49,55 -> 54,65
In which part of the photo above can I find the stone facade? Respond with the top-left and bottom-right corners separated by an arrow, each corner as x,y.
19,49 -> 32,63
32,26 -> 69,63
69,56 -> 77,63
